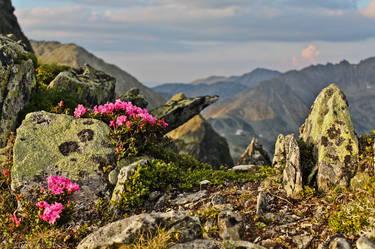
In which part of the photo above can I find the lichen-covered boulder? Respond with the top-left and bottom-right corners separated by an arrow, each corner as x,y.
166,114 -> 233,168
0,35 -> 37,147
77,211 -> 201,249
151,93 -> 219,133
237,137 -> 271,166
120,87 -> 148,108
49,64 -> 115,106
282,134 -> 303,198
272,134 -> 286,170
299,83 -> 358,191
272,134 -> 303,197
12,111 -> 115,208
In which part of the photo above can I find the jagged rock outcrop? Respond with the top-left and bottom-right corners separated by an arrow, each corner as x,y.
0,35 -> 36,147
272,134 -> 303,198
49,64 -> 115,106
12,111 -> 115,213
77,211 -> 201,249
0,0 -> 33,52
167,114 -> 233,168
120,87 -> 148,108
151,93 -> 219,133
31,40 -> 165,109
299,83 -> 358,191
237,137 -> 271,166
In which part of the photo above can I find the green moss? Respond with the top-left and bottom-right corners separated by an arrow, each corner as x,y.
114,147 -> 275,209
328,176 -> 375,234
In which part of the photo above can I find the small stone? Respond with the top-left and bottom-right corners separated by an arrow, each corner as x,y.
218,210 -> 242,241
293,234 -> 314,249
108,170 -> 118,185
357,236 -> 375,249
256,191 -> 270,217
328,237 -> 352,249
231,164 -> 259,172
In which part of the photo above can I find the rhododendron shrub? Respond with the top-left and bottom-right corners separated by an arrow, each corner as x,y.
74,100 -> 168,158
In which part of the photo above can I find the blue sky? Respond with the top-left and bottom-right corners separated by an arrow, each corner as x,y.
12,0 -> 375,84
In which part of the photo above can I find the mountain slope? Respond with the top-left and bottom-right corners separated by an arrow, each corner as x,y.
0,0 -> 33,52
204,58 -> 375,159
31,40 -> 165,109
153,68 -> 280,102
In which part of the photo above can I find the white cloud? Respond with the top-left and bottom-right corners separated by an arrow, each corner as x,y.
360,0 -> 375,17
301,45 -> 321,61
105,5 -> 236,24
291,44 -> 321,68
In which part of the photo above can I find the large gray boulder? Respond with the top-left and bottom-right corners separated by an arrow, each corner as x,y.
0,35 -> 36,146
49,64 -> 115,106
237,137 -> 271,166
77,211 -> 201,249
12,111 -> 115,213
0,0 -> 33,52
167,114 -> 233,168
151,93 -> 219,133
299,83 -> 358,191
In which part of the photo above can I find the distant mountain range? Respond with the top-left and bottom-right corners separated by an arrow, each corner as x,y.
153,59 -> 375,162
31,41 -> 165,109
153,68 -> 281,100
205,59 -> 375,161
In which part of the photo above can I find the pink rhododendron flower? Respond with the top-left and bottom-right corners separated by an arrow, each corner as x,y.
10,213 -> 22,227
109,121 -> 115,127
39,202 -> 63,224
47,176 -> 79,195
116,115 -> 128,126
66,182 -> 80,192
74,104 -> 89,118
2,169 -> 8,177
58,100 -> 64,108
36,201 -> 48,209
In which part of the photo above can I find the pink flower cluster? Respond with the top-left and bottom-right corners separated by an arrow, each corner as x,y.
74,104 -> 90,118
2,169 -> 8,177
36,201 -> 63,224
33,176 -> 79,224
73,99 -> 168,128
47,176 -> 80,195
10,213 -> 22,227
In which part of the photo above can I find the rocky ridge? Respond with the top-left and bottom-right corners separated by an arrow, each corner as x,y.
31,40 -> 165,109
204,59 -> 375,160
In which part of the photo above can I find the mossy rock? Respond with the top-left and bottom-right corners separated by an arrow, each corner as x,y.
0,35 -> 37,146
299,83 -> 358,191
49,64 -> 115,106
12,111 -> 115,204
